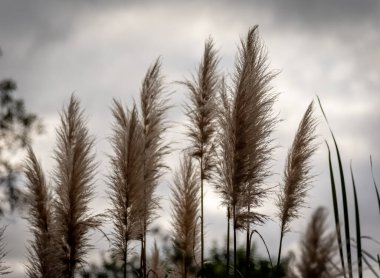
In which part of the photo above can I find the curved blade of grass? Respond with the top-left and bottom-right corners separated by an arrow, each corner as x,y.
362,255 -> 380,278
318,96 -> 352,277
362,236 -> 380,246
358,247 -> 378,263
250,230 -> 273,270
370,156 -> 380,214
326,142 -> 346,276
351,163 -> 362,278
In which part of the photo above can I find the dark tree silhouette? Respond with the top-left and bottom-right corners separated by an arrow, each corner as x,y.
0,48 -> 42,215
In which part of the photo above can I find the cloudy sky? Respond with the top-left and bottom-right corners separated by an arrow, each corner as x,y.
1,0 -> 379,276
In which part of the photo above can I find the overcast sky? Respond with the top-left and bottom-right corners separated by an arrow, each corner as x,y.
1,0 -> 379,276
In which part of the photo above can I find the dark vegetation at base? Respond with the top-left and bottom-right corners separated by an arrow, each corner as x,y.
80,245 -> 287,278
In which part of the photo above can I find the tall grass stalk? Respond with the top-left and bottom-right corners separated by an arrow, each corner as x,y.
24,149 -> 55,277
171,154 -> 199,278
276,101 -> 317,270
140,59 -> 168,277
215,77 -> 233,275
183,37 -> 219,276
108,101 -> 144,278
54,96 -> 100,278
215,26 -> 277,277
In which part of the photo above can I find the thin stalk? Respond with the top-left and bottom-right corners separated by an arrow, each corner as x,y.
250,230 -> 273,270
233,203 -> 237,278
200,155 -> 204,277
276,225 -> 284,273
245,205 -> 250,277
227,206 -> 230,277
124,249 -> 127,278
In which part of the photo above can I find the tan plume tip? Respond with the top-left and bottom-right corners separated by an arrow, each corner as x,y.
277,101 -> 318,234
183,37 -> 219,179
140,58 -> 169,230
215,26 -> 277,224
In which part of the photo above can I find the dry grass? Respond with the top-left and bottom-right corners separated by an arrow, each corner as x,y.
108,101 -> 144,276
277,101 -> 317,234
182,37 -> 219,274
215,25 -> 277,275
276,101 -> 317,267
24,148 -> 55,277
287,207 -> 340,278
140,59 -> 169,276
171,154 -> 200,278
53,95 -> 101,278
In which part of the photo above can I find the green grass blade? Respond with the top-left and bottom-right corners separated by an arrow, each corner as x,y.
351,164 -> 362,278
317,96 -> 352,278
370,156 -> 380,214
326,142 -> 346,276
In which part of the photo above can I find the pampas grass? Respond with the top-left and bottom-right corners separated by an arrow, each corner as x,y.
171,154 -> 200,278
183,38 -> 219,274
54,95 -> 100,278
140,59 -> 169,277
24,148 -> 55,278
215,26 -> 277,276
108,101 -> 144,278
287,207 -> 340,278
276,101 -> 317,268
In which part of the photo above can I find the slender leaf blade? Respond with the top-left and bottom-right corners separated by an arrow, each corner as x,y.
317,96 -> 352,278
326,142 -> 346,276
351,164 -> 362,278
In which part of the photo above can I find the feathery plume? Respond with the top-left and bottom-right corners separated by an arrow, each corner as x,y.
287,207 -> 339,278
215,26 -> 277,276
0,227 -> 10,275
108,100 -> 144,278
182,38 -> 219,274
24,148 -> 55,278
276,101 -> 317,266
139,59 -> 169,276
171,154 -> 200,278
214,77 -> 234,274
54,95 -> 100,278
